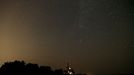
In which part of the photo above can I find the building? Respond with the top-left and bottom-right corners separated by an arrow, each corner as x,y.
64,63 -> 75,75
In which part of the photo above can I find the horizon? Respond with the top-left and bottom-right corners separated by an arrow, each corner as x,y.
0,60 -> 132,75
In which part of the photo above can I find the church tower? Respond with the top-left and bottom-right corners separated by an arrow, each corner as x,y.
64,63 -> 75,75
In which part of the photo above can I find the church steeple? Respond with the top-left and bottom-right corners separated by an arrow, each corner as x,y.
64,63 -> 75,75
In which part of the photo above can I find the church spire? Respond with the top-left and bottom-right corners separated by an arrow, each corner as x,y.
64,63 -> 75,75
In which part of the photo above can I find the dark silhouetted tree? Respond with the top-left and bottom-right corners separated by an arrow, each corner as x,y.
0,60 -> 64,75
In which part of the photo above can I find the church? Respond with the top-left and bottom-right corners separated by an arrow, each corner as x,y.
64,63 -> 86,75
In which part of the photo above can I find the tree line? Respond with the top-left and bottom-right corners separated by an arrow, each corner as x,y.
0,60 -> 64,75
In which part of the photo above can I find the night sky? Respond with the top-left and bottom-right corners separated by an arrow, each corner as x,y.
0,0 -> 134,74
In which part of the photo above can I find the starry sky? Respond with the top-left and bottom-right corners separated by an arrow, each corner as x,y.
0,0 -> 134,74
